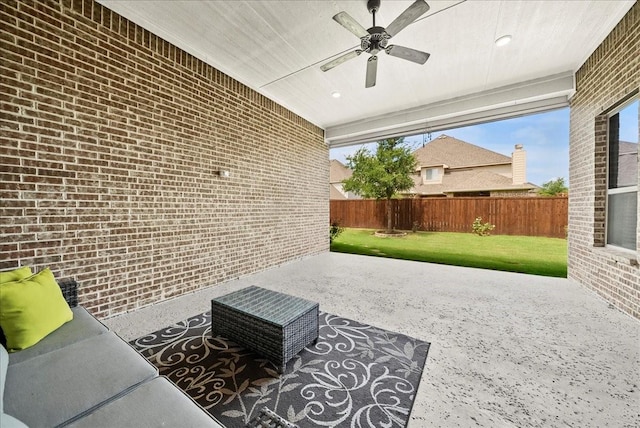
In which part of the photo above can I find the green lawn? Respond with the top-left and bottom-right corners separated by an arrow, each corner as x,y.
330,228 -> 567,277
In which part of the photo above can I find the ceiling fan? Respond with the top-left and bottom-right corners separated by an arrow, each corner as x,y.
321,0 -> 431,88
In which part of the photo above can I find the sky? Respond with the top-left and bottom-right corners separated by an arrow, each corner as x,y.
330,108 -> 571,187
619,99 -> 639,144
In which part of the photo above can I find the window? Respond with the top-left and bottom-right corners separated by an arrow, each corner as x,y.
424,167 -> 439,181
607,98 -> 638,251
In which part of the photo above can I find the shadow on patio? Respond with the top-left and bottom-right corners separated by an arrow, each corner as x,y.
105,253 -> 639,428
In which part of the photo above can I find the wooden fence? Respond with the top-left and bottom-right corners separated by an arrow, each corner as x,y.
330,197 -> 569,238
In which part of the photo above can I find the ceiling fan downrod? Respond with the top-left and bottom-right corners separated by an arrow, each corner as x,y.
368,0 -> 381,25
366,0 -> 386,55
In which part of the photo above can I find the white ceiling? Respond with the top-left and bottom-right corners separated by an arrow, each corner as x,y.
97,0 -> 634,146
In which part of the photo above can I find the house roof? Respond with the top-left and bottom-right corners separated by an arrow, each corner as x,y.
329,159 -> 352,184
413,134 -> 512,169
412,169 -> 538,196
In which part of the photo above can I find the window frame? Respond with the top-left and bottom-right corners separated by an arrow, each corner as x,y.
423,167 -> 442,183
605,96 -> 638,253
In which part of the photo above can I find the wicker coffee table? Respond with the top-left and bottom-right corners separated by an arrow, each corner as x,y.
211,286 -> 319,373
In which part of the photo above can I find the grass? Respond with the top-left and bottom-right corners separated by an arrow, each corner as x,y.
330,228 -> 567,277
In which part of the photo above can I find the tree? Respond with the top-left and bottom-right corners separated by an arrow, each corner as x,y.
342,137 -> 417,233
538,177 -> 568,196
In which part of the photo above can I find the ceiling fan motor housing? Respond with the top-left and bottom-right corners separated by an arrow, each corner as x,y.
362,26 -> 388,54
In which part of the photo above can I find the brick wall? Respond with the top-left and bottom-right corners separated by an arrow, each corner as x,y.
569,3 -> 639,318
1,0 -> 329,318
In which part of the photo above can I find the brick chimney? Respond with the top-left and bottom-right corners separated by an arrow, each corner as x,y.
512,144 -> 526,185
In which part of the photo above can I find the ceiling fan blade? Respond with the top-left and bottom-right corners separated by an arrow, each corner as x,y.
385,0 -> 430,37
333,11 -> 368,39
365,56 -> 378,88
320,50 -> 362,72
385,45 -> 430,64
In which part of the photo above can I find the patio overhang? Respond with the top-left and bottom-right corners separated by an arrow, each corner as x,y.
325,72 -> 574,147
97,0 -> 632,148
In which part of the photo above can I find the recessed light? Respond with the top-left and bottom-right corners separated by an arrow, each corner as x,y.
495,35 -> 512,47
331,91 -> 341,98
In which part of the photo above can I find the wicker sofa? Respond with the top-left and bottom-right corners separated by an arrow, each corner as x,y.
1,279 -> 223,428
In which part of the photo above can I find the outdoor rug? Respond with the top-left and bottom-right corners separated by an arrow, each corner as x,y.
131,311 -> 430,428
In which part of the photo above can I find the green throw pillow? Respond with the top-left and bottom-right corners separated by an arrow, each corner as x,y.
0,267 -> 32,284
0,267 -> 34,346
0,268 -> 73,352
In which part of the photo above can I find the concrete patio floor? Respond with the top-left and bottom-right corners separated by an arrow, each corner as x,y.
104,252 -> 640,428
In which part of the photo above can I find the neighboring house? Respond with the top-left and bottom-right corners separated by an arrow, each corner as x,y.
329,159 -> 361,200
409,134 -> 539,197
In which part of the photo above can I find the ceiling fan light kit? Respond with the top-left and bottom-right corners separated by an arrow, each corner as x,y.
321,0 -> 431,88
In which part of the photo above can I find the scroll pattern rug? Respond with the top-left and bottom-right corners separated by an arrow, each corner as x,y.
131,311 -> 430,428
